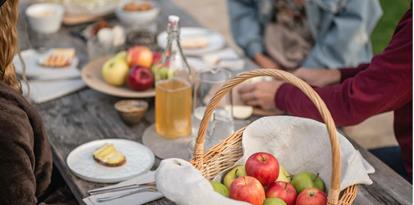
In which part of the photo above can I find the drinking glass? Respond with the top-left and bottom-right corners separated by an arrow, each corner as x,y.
155,78 -> 193,139
189,68 -> 234,153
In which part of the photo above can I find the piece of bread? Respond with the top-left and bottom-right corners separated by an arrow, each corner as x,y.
39,48 -> 75,68
181,37 -> 209,49
93,143 -> 126,167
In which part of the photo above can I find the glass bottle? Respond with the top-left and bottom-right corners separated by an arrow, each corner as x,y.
155,15 -> 193,139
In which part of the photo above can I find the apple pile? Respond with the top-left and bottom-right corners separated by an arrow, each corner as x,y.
210,152 -> 328,205
101,46 -> 165,91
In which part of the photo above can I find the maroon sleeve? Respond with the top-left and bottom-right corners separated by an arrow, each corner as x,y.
275,10 -> 412,126
339,64 -> 369,82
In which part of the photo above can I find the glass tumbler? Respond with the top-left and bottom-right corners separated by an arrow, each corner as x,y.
189,68 -> 234,153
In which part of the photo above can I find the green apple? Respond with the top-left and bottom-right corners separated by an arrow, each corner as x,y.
102,58 -> 129,86
223,165 -> 246,188
159,67 -> 169,80
210,181 -> 229,197
114,51 -> 127,61
151,65 -> 170,81
263,198 -> 287,205
291,171 -> 325,193
167,68 -> 175,79
277,165 -> 291,183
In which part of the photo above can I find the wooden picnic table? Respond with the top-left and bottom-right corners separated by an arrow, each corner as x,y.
18,0 -> 412,205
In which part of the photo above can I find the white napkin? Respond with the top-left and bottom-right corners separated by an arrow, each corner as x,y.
236,116 -> 374,190
84,171 -> 163,205
156,158 -> 249,205
13,49 -> 81,80
22,79 -> 85,103
202,48 -> 245,71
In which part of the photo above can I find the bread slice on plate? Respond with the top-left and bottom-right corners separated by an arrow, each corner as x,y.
93,143 -> 127,167
181,37 -> 209,49
39,48 -> 76,68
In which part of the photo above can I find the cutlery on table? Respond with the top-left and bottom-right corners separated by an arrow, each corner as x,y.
88,181 -> 156,196
95,186 -> 157,203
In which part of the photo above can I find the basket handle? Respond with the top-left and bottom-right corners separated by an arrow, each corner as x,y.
192,69 -> 341,205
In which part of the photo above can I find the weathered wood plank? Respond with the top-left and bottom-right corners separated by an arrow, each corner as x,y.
352,138 -> 412,205
18,0 -> 412,205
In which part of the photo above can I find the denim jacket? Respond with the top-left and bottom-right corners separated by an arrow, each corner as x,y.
228,0 -> 383,68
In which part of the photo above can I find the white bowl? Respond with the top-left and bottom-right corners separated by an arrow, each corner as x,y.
26,3 -> 64,34
63,0 -> 118,16
115,0 -> 159,28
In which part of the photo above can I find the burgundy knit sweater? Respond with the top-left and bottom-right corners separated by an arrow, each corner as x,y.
275,9 -> 412,175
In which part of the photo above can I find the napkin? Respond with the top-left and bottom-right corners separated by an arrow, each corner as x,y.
233,116 -> 375,190
84,171 -> 163,205
22,78 -> 85,103
13,49 -> 81,80
202,48 -> 245,71
156,158 -> 249,205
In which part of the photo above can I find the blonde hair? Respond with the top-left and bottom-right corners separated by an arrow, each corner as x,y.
0,0 -> 21,92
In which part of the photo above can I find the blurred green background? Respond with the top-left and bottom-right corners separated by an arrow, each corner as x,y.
371,0 -> 410,54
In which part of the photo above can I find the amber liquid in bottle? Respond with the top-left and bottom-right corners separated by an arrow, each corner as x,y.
155,15 -> 192,139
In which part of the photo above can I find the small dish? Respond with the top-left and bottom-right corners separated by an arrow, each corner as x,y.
26,3 -> 64,34
115,0 -> 159,28
115,100 -> 148,125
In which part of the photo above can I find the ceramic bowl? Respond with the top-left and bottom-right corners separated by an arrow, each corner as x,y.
26,3 -> 64,34
115,0 -> 159,28
114,100 -> 148,125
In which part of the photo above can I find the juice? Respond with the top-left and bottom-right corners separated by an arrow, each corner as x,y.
155,79 -> 192,139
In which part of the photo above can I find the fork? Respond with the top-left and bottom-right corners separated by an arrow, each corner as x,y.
88,182 -> 156,195
95,186 -> 157,203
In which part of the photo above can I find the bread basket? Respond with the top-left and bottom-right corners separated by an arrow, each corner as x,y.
191,69 -> 358,205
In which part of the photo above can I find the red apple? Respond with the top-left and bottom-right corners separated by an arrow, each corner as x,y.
230,176 -> 265,205
245,152 -> 280,187
295,188 -> 327,205
127,66 -> 154,91
266,181 -> 297,205
152,51 -> 162,65
127,46 -> 153,68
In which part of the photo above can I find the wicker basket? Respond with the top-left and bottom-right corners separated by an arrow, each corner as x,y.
191,69 -> 358,205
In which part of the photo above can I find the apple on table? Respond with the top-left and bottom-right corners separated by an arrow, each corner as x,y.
223,165 -> 246,189
295,187 -> 327,205
127,46 -> 153,68
245,152 -> 280,187
127,66 -> 154,91
101,57 -> 129,86
266,181 -> 297,205
277,165 -> 291,183
210,181 -> 230,197
291,171 -> 325,193
230,176 -> 265,205
263,198 -> 287,205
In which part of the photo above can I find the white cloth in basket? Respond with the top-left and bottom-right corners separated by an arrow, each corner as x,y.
156,158 -> 249,205
155,116 -> 375,205
239,116 -> 374,190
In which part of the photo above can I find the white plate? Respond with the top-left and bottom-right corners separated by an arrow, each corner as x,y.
157,27 -> 225,56
67,139 -> 155,183
187,57 -> 211,72
13,49 -> 80,80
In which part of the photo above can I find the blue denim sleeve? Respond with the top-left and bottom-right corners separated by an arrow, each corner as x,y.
228,0 -> 264,58
303,0 -> 382,68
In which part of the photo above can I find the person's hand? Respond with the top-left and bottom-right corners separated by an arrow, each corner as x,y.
254,53 -> 279,69
238,80 -> 284,114
294,68 -> 341,87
